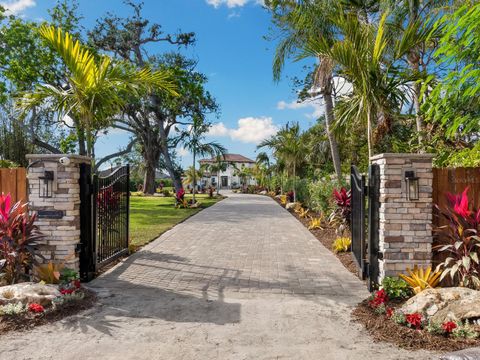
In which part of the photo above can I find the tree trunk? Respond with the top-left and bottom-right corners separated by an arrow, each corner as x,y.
192,150 -> 196,204
158,123 -> 183,192
323,83 -> 342,182
143,162 -> 156,194
217,172 -> 220,195
293,163 -> 297,203
367,110 -> 373,160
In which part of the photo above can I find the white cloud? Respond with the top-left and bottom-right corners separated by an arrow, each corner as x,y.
206,0 -> 248,8
277,77 -> 353,120
208,122 -> 229,136
0,0 -> 36,14
277,99 -> 325,120
230,117 -> 278,143
208,117 -> 278,144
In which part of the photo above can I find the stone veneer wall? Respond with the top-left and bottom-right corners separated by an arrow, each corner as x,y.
26,154 -> 91,270
370,153 -> 434,281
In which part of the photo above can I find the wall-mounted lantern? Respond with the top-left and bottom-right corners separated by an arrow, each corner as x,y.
405,170 -> 419,201
39,171 -> 54,198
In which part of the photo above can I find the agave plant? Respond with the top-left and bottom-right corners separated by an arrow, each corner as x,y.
399,266 -> 441,294
434,188 -> 480,289
0,193 -> 43,284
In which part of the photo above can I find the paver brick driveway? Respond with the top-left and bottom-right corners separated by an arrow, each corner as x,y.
0,194 -> 434,360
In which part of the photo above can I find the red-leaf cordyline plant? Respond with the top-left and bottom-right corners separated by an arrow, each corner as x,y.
0,193 -> 43,284
434,188 -> 480,289
329,187 -> 351,233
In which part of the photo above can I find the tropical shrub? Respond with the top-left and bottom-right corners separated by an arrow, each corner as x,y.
381,277 -> 411,300
286,190 -> 294,203
307,177 -> 340,214
35,262 -> 64,284
329,188 -> 351,231
0,193 -> 43,284
332,237 -> 351,253
434,188 -> 480,289
398,266 -> 441,294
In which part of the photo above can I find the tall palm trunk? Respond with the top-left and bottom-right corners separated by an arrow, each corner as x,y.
192,149 -> 196,203
367,109 -> 373,160
323,80 -> 342,182
217,171 -> 220,195
293,162 -> 297,203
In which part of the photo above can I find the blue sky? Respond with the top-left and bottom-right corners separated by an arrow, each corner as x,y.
2,0 -> 322,168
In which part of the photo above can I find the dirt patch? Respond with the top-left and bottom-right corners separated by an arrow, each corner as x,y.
0,288 -> 96,335
271,196 -> 358,276
352,299 -> 480,352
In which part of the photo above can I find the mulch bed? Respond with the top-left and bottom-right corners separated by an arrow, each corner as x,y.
352,299 -> 480,352
0,288 -> 96,335
271,196 -> 358,276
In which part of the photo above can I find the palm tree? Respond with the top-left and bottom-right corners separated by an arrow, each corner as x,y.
18,25 -> 176,158
183,166 -> 204,189
258,123 -> 307,202
181,118 -> 226,203
268,0 -> 343,181
203,155 -> 229,195
304,11 -> 421,158
255,152 -> 271,189
233,165 -> 253,190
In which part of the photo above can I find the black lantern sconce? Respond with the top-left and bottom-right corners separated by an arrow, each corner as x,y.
39,171 -> 54,198
405,170 -> 419,201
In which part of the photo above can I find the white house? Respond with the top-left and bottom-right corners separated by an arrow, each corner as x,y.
199,153 -> 257,189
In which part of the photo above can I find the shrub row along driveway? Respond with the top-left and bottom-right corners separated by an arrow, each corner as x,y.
0,193 -> 434,359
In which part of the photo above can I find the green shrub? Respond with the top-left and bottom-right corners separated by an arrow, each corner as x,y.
381,277 -> 411,299
452,321 -> 478,339
307,176 -> 342,213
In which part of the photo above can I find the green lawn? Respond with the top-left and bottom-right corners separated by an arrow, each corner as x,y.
129,194 -> 222,249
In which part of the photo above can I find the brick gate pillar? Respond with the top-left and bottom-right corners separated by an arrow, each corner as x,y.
370,153 -> 434,281
26,154 -> 92,271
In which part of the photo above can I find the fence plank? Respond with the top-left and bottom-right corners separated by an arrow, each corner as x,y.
0,168 -> 28,203
432,167 -> 480,272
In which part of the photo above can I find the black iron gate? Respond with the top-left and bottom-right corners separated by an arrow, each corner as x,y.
79,165 -> 130,280
350,164 -> 380,291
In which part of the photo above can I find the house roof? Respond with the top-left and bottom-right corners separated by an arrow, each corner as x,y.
199,153 -> 255,164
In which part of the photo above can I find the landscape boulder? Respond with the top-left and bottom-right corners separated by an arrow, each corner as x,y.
0,283 -> 61,306
400,287 -> 480,323
259,190 -> 267,195
285,202 -> 296,210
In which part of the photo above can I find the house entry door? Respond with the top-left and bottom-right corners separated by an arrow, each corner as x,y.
221,176 -> 228,188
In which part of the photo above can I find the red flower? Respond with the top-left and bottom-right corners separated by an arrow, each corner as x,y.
405,313 -> 423,329
28,303 -> 45,313
73,280 -> 81,289
386,307 -> 394,319
442,321 -> 457,333
369,289 -> 389,308
60,288 -> 75,295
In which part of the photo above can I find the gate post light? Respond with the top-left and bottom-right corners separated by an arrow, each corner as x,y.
405,170 -> 419,201
39,170 -> 54,198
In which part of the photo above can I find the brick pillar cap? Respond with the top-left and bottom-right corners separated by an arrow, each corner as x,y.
26,154 -> 92,164
370,153 -> 435,161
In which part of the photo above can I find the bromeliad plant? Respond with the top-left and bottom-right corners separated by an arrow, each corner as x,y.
434,188 -> 480,289
332,237 -> 351,253
0,193 -> 43,284
399,266 -> 441,294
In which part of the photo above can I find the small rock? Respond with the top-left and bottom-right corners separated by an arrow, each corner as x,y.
0,283 -> 61,306
401,287 -> 480,323
285,202 -> 296,210
259,190 -> 267,195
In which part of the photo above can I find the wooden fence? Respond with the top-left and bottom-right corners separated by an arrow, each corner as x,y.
432,167 -> 480,267
0,168 -> 27,203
